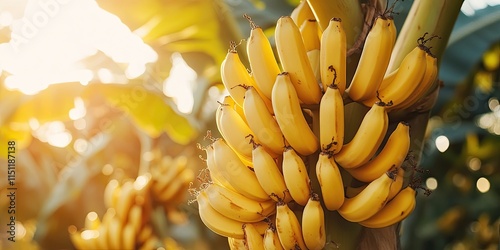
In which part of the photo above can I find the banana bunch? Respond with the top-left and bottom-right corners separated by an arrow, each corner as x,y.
195,1 -> 439,247
69,175 -> 169,250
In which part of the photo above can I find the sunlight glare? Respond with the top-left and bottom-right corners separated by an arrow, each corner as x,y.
81,230 -> 99,240
425,177 -> 438,190
73,138 -> 88,154
0,11 -> 13,27
476,177 -> 490,193
163,53 -> 196,114
69,97 -> 86,120
467,157 -> 481,171
435,135 -> 450,152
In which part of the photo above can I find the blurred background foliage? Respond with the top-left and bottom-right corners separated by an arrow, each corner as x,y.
0,0 -> 499,249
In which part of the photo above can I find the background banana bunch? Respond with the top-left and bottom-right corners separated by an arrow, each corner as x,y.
68,156 -> 193,250
193,1 -> 438,249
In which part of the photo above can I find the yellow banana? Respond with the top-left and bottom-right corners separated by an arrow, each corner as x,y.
221,44 -> 256,107
387,166 -> 405,201
108,217 -> 123,250
398,52 -> 439,110
104,179 -> 120,209
122,224 -> 136,250
275,202 -> 308,250
127,204 -> 143,236
319,83 -> 344,153
291,0 -> 315,27
347,122 -> 410,182
320,17 -> 347,93
115,181 -> 135,224
362,44 -> 428,109
282,147 -> 311,206
159,168 -> 194,202
228,237 -> 248,250
251,141 -> 292,203
246,18 -> 281,101
346,16 -> 397,102
263,223 -> 284,250
275,16 -> 322,104
300,19 -> 321,51
212,138 -> 270,201
316,151 -> 345,211
379,68 -> 399,91
69,230 -> 91,250
152,157 -> 188,200
302,193 -> 326,250
217,101 -> 255,162
272,72 -> 319,155
244,223 -> 265,250
307,49 -> 321,84
359,186 -> 417,228
243,86 -> 285,156
338,172 -> 394,222
84,212 -> 101,231
197,189 -> 264,239
205,183 -> 276,223
335,102 -> 389,169
345,181 -> 367,198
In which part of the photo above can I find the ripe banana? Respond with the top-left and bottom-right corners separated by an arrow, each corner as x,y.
127,204 -> 143,236
203,143 -> 238,192
347,122 -> 410,182
104,179 -> 120,209
204,183 -> 276,223
346,15 -> 397,102
197,189 -> 267,239
387,166 -> 405,201
302,193 -> 326,250
319,83 -> 344,153
359,186 -> 417,228
116,181 -> 135,224
275,16 -> 322,104
157,167 -> 194,202
282,147 -> 311,206
212,138 -> 270,201
338,172 -> 394,222
320,17 -> 347,93
243,86 -> 285,156
275,202 -> 308,250
122,224 -> 136,250
263,223 -> 284,250
307,49 -> 321,83
316,151 -> 345,210
272,72 -> 319,156
244,223 -> 265,250
252,141 -> 292,203
291,0 -> 315,27
246,18 -> 281,101
108,217 -> 123,249
335,102 -> 389,169
217,100 -> 255,162
397,52 -> 439,110
362,44 -> 428,109
228,237 -> 247,250
300,19 -> 321,52
221,44 -> 256,107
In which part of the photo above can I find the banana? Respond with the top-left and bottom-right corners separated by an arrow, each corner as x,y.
362,44 -> 428,109
84,212 -> 101,231
122,224 -> 136,250
272,72 -> 319,156
127,204 -> 143,236
347,122 -> 410,182
115,181 -> 135,224
345,181 -> 367,198
319,83 -> 344,153
275,16 -> 322,104
221,43 -> 256,107
397,52 -> 439,110
300,19 -> 321,51
203,143 -> 239,192
204,183 -> 276,223
346,15 -> 397,102
338,172 -> 394,222
244,223 -> 265,250
212,138 -> 270,201
316,151 -> 345,211
228,237 -> 248,250
251,141 -> 292,203
291,0 -> 315,27
243,86 -> 285,156
158,168 -> 194,202
246,17 -> 281,101
307,49 -> 321,83
197,189 -> 249,239
104,179 -> 120,209
69,230 -> 90,250
320,17 -> 347,93
359,186 -> 417,228
275,202 -> 308,250
263,223 -> 284,250
334,102 -> 389,169
152,157 -> 188,200
302,193 -> 326,250
217,100 -> 255,161
108,217 -> 123,250
282,146 -> 311,206
387,166 -> 405,201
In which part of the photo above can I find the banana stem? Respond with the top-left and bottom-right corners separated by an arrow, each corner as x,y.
387,0 -> 464,72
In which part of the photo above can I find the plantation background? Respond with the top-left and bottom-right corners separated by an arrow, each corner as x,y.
0,0 -> 499,249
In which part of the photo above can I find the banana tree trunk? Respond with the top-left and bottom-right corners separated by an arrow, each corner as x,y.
306,0 -> 464,249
